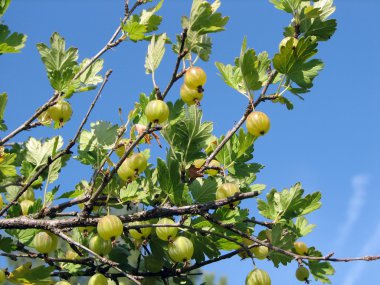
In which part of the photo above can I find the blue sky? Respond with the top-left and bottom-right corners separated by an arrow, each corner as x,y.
1,0 -> 380,284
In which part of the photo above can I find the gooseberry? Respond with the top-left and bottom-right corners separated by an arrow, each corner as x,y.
129,221 -> 152,240
246,111 -> 270,137
216,183 -> 240,206
156,218 -> 178,241
168,236 -> 194,263
55,281 -> 71,285
294,241 -> 308,255
180,84 -> 204,105
194,159 -> 220,176
115,138 -> 130,157
184,66 -> 207,89
33,231 -> 58,254
127,152 -> 148,173
296,266 -> 310,282
88,273 -> 108,285
97,215 -> 123,241
117,160 -> 137,182
246,268 -> 271,285
89,235 -> 112,256
145,100 -> 169,124
47,100 -> 72,124
0,195 -> 3,209
253,245 -> 269,260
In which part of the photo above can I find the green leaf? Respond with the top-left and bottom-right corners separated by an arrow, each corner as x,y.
213,208 -> 249,224
273,96 -> 294,110
0,236 -> 15,253
157,157 -> 185,205
7,229 -> 38,245
36,32 -> 78,92
37,32 -> 78,74
188,0 -> 229,35
215,62 -> 245,95
215,129 -> 254,171
92,121 -> 119,147
139,0 -> 164,33
145,33 -> 167,74
0,153 -> 17,177
191,234 -> 220,263
190,177 -> 217,203
301,18 -> 337,41
274,37 -> 324,89
122,19 -> 147,42
162,106 -> 213,164
0,93 -> 8,127
239,38 -> 262,92
308,247 -> 335,284
0,0 -> 11,17
0,24 -> 27,54
269,0 -> 302,13
9,265 -> 54,285
173,0 -> 228,62
314,0 -> 336,20
294,216 -> 316,237
25,136 -> 63,168
78,58 -> 104,86
216,39 -> 264,96
257,183 -> 321,222
268,224 -> 295,267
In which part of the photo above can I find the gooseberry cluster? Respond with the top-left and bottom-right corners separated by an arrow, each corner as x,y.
117,152 -> 148,182
180,66 -> 207,105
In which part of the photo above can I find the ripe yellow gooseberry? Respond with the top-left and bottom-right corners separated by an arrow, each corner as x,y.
246,111 -> 270,137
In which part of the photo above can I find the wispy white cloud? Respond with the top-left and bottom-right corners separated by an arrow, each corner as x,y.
342,219 -> 380,285
335,174 -> 370,248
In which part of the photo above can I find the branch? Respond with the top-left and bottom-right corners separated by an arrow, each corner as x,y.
162,28 -> 189,100
203,70 -> 278,168
0,191 -> 261,229
0,70 -> 113,217
0,1 -> 145,146
50,228 -> 142,285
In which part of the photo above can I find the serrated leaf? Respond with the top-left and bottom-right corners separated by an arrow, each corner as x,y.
25,136 -> 63,168
162,106 -> 212,164
0,0 -> 11,17
36,32 -> 78,92
157,157 -> 185,205
123,19 -> 147,42
294,216 -> 316,237
188,0 -> 229,35
268,224 -> 295,267
36,32 -> 78,73
140,0 -> 164,33
9,265 -> 54,285
190,177 -> 217,203
257,183 -> 321,222
0,24 -> 27,54
215,62 -> 246,95
92,121 -> 119,147
308,250 -> 335,284
239,39 -> 262,92
0,92 -> 7,122
0,152 -> 16,177
145,33 -> 167,74
78,58 -> 103,86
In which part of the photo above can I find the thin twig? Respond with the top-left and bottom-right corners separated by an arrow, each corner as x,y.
0,71 -> 113,217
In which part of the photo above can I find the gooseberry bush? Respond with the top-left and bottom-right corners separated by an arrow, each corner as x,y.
0,0 -> 375,284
